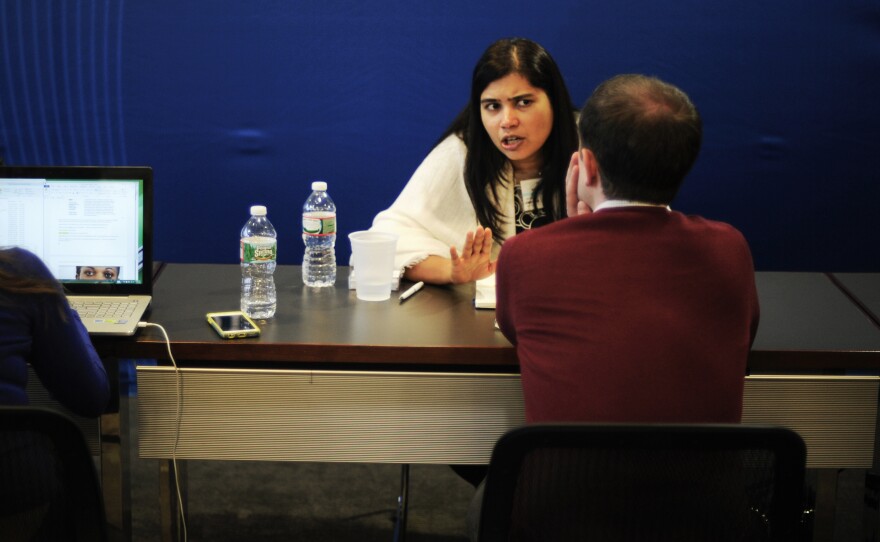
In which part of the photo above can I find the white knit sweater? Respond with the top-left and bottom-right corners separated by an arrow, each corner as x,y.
370,135 -> 515,274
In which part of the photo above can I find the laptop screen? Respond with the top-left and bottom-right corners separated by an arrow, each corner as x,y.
0,166 -> 153,295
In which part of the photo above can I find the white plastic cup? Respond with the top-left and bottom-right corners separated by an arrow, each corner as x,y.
349,231 -> 399,301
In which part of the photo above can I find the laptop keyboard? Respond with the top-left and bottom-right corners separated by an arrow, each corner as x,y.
70,299 -> 139,320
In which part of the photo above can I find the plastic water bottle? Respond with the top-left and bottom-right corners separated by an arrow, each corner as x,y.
302,181 -> 336,287
240,205 -> 277,318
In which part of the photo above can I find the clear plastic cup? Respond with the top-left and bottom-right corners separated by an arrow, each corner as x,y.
348,231 -> 399,301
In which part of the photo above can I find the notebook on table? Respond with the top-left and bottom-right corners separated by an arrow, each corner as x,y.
475,274 -> 496,309
0,166 -> 154,335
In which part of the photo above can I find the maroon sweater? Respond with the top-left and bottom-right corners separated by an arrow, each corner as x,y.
496,207 -> 759,424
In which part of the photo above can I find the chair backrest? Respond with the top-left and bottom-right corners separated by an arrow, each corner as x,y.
478,423 -> 806,542
0,406 -> 108,542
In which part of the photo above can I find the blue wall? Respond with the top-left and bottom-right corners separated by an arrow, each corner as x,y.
2,1 -> 879,271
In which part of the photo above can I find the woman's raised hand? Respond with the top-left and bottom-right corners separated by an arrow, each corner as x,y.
449,227 -> 496,284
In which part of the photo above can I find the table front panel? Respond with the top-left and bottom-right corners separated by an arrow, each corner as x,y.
137,366 -> 524,464
138,367 -> 877,469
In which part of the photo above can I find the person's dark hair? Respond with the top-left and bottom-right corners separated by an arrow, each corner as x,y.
0,249 -> 67,319
578,74 -> 702,204
439,37 -> 578,239
0,250 -> 63,296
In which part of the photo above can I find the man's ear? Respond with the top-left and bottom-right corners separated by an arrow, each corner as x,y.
579,148 -> 600,187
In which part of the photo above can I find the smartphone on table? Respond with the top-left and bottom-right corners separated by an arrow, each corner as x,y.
206,311 -> 261,339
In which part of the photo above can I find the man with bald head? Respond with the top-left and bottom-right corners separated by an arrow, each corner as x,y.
496,74 -> 759,424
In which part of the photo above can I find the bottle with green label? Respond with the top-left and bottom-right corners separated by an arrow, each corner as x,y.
240,205 -> 277,318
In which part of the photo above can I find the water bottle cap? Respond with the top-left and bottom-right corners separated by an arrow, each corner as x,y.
311,181 -> 327,191
250,205 -> 267,216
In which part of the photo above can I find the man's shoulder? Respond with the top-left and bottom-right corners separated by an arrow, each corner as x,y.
676,212 -> 748,241
501,211 -> 751,267
504,209 -> 748,245
496,217 -> 585,274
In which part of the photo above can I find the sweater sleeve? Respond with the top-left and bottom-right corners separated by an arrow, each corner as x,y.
19,250 -> 110,417
370,135 -> 480,273
28,300 -> 110,417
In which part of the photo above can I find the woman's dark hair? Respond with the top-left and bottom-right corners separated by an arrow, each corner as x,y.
0,250 -> 63,296
0,249 -> 67,318
439,37 -> 578,239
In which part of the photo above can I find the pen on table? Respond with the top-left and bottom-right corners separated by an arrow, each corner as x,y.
399,281 -> 425,303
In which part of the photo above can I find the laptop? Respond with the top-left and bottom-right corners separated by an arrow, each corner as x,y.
0,166 -> 153,335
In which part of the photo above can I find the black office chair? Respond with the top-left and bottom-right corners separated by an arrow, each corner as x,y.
0,406 -> 108,542
477,423 -> 807,542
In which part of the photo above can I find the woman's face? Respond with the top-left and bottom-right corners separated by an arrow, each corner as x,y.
479,72 -> 554,177
78,266 -> 119,280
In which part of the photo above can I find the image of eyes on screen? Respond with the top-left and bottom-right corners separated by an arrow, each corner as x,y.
76,265 -> 120,281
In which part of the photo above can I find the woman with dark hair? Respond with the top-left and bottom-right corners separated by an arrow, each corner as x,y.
0,247 -> 109,416
1,247 -> 109,539
370,37 -> 578,285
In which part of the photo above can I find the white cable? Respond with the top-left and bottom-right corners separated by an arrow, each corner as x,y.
138,321 -> 187,542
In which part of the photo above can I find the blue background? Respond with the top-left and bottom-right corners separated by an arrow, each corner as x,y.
2,1 -> 879,271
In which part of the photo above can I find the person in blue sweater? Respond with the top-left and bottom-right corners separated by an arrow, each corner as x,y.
1,246 -> 110,540
0,247 -> 109,415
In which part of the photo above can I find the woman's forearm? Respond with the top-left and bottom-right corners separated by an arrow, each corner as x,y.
403,256 -> 453,285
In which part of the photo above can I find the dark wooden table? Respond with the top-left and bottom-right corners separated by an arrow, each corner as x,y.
93,265 -> 880,542
98,266 -> 880,371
